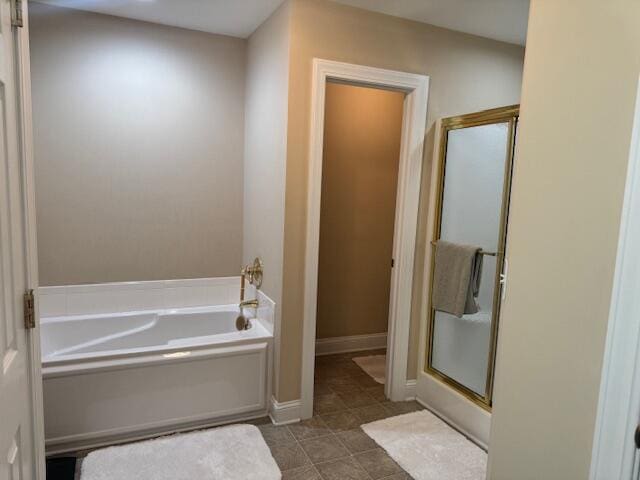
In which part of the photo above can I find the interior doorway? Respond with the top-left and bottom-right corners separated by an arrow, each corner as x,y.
316,81 -> 403,362
301,59 -> 429,418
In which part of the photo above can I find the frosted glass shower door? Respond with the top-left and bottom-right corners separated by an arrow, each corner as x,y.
427,107 -> 517,407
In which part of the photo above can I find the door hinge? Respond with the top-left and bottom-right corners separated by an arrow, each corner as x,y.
391,258 -> 395,268
11,0 -> 23,28
23,289 -> 35,329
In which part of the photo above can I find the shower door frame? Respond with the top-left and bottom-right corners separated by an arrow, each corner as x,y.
424,105 -> 519,410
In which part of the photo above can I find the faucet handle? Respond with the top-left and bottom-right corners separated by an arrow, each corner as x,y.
245,257 -> 263,288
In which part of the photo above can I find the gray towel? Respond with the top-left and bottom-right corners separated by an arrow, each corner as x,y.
432,240 -> 483,318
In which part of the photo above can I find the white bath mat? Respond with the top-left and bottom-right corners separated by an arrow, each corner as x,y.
352,354 -> 386,384
80,424 -> 281,480
361,410 -> 487,480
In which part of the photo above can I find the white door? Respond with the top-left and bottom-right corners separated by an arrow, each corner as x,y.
0,0 -> 41,479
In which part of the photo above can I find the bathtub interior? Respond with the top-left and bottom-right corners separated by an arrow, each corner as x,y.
39,277 -> 275,365
41,306 -> 271,363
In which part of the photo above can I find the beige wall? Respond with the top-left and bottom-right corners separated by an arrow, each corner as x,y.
243,2 -> 290,306
243,2 -> 291,395
30,3 -> 246,285
277,0 -> 524,401
317,83 -> 404,339
488,1 -> 640,478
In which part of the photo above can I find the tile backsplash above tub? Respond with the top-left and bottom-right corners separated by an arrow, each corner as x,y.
39,277 -> 243,317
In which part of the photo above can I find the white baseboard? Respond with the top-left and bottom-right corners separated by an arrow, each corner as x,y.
269,396 -> 301,425
416,372 -> 490,449
415,396 -> 487,451
315,333 -> 387,356
405,380 -> 417,401
45,410 -> 268,455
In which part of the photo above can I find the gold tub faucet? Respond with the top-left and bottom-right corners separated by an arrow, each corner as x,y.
239,257 -> 263,308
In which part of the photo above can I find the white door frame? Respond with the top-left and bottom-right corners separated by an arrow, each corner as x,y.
15,4 -> 45,478
590,76 -> 640,480
301,59 -> 429,418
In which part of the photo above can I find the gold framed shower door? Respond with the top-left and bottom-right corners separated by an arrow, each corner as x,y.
424,104 -> 519,410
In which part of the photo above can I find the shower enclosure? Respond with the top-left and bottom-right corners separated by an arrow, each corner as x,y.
425,105 -> 518,409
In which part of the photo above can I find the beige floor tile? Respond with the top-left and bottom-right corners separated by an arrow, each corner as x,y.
288,416 -> 332,441
353,448 -> 403,480
269,443 -> 310,471
313,392 -> 348,415
259,424 -> 296,446
282,465 -> 322,480
321,411 -> 361,432
315,457 -> 370,480
336,429 -> 379,454
299,436 -> 350,464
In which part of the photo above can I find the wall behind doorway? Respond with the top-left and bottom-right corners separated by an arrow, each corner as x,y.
276,0 -> 524,402
316,82 -> 404,340
30,3 -> 246,286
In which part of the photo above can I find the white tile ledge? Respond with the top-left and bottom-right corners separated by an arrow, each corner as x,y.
40,276 -> 239,295
38,277 -> 276,319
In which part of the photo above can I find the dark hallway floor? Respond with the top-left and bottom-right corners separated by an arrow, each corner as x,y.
256,349 -> 420,479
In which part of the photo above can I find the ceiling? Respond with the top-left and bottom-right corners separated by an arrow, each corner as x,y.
35,0 -> 285,38
333,0 -> 530,45
36,0 -> 530,45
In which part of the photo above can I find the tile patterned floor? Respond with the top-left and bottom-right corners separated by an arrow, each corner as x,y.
255,350 -> 421,480
65,349 -> 420,480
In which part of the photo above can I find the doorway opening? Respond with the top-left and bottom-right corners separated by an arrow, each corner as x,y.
301,59 -> 429,418
313,80 -> 403,413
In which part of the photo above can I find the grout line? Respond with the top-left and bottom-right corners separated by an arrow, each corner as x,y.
283,423 -> 317,475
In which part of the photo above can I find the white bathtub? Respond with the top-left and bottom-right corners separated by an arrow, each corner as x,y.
42,305 -> 270,364
40,283 -> 274,454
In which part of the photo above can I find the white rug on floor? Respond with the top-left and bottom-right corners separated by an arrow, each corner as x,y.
361,410 -> 487,480
80,424 -> 281,480
352,354 -> 386,384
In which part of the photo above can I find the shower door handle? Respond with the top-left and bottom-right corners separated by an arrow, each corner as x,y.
500,259 -> 508,302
